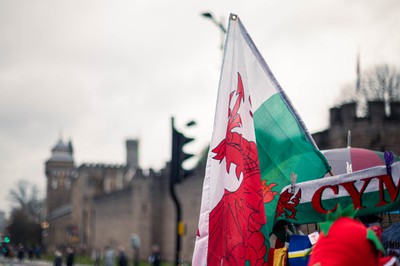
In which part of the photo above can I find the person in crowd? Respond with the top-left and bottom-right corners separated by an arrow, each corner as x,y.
91,248 -> 102,266
17,243 -> 25,262
54,250 -> 62,266
28,245 -> 35,260
148,244 -> 161,266
66,247 -> 75,266
118,246 -> 128,266
35,246 -> 42,259
105,246 -> 115,266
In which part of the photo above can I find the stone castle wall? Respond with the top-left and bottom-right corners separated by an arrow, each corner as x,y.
176,165 -> 205,263
313,101 -> 400,155
93,187 -> 135,253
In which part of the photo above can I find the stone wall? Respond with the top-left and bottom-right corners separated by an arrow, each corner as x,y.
177,166 -> 205,263
87,168 -> 177,262
93,187 -> 134,254
313,101 -> 400,155
46,208 -> 72,253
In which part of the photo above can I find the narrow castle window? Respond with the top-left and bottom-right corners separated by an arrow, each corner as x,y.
116,172 -> 123,189
52,178 -> 58,189
65,178 -> 71,190
104,178 -> 111,193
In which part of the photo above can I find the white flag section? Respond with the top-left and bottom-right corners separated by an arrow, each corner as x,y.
192,13 -> 330,266
192,14 -> 267,265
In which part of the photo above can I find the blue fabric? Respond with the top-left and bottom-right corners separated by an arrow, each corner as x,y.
288,235 -> 312,266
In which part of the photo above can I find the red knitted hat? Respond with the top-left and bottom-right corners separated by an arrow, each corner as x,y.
308,217 -> 383,266
308,206 -> 385,266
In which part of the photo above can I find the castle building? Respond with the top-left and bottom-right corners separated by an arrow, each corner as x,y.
44,100 -> 400,263
44,138 -> 204,263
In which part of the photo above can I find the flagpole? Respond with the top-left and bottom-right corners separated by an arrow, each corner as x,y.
356,49 -> 361,93
170,117 -> 182,266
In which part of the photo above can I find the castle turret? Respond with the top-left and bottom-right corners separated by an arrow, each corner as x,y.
329,107 -> 341,125
340,102 -> 356,125
329,103 -> 357,126
126,139 -> 139,169
45,138 -> 77,215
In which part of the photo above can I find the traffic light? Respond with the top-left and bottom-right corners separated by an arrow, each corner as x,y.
3,236 -> 10,243
171,118 -> 195,184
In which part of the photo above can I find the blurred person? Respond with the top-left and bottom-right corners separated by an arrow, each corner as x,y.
17,243 -> 25,262
148,244 -> 161,266
34,246 -> 41,259
117,246 -> 128,266
91,248 -> 102,266
54,250 -> 62,266
28,245 -> 35,260
66,247 -> 74,266
105,246 -> 115,266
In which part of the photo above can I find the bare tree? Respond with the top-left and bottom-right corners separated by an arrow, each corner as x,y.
335,83 -> 357,106
335,64 -> 400,116
361,64 -> 400,103
7,180 -> 43,222
5,180 -> 44,247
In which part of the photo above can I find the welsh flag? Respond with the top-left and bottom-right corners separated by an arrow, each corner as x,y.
192,14 -> 330,265
276,162 -> 400,225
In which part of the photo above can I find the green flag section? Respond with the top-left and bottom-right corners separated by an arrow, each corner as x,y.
193,14 -> 331,265
275,162 -> 400,225
254,93 -> 331,225
236,16 -> 331,235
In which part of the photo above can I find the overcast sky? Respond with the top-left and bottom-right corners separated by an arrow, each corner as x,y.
1,0 -> 399,214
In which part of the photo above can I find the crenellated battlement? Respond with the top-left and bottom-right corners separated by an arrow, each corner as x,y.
329,100 -> 400,126
79,163 -> 126,169
313,100 -> 400,155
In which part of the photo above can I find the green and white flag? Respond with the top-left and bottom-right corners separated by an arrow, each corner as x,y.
276,162 -> 400,225
193,14 -> 330,265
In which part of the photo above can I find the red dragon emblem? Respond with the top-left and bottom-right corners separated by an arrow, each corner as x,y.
275,188 -> 302,219
206,72 -> 277,265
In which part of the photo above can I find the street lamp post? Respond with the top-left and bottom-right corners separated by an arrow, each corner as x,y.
201,12 -> 227,50
40,221 -> 49,253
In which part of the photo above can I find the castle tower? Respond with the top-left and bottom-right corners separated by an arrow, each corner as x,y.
126,139 -> 139,169
45,138 -> 77,215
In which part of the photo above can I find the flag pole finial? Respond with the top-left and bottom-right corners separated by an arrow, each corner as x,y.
347,130 -> 351,148
290,172 -> 297,193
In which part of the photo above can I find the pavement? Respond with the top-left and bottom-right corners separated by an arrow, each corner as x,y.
0,257 -> 90,266
0,258 -> 52,266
